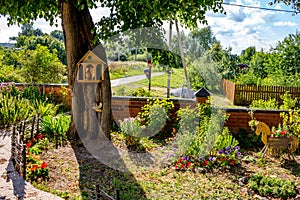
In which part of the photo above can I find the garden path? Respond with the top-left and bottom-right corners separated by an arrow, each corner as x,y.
111,72 -> 164,87
0,129 -> 62,200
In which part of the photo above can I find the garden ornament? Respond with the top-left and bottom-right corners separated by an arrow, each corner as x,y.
254,121 -> 299,158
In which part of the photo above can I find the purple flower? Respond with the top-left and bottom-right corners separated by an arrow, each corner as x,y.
183,156 -> 188,161
199,157 -> 203,161
224,151 -> 229,155
168,153 -> 174,157
235,146 -> 240,150
225,146 -> 231,151
218,149 -> 224,154
209,156 -> 213,161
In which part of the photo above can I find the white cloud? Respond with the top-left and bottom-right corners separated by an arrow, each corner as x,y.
0,17 -> 21,43
273,21 -> 297,26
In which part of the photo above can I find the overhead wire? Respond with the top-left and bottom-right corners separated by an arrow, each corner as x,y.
222,2 -> 296,13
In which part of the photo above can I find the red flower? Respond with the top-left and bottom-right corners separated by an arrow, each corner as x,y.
26,142 -> 31,148
186,162 -> 191,168
30,164 -> 39,172
36,134 -> 43,139
230,160 -> 236,165
280,131 -> 285,135
41,161 -> 48,169
201,160 -> 209,167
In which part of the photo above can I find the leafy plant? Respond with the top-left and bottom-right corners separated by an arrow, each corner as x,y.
250,98 -> 278,109
0,93 -> 32,126
248,173 -> 297,199
126,87 -> 153,97
279,91 -> 298,110
214,127 -> 239,151
32,99 -> 58,118
41,114 -> 71,145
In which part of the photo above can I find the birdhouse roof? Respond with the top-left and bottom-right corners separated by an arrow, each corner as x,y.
194,87 -> 211,97
77,50 -> 106,65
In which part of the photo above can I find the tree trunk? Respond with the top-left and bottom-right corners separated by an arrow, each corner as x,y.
59,0 -> 112,139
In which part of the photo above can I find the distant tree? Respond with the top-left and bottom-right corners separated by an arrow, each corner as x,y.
50,30 -> 64,41
272,33 -> 300,74
171,26 -> 218,62
20,44 -> 66,83
19,24 -> 35,36
209,43 -> 239,80
34,28 -> 44,36
0,47 -> 23,82
16,35 -> 66,65
239,46 -> 256,65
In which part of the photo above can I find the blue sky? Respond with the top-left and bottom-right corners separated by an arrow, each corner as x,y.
0,0 -> 299,55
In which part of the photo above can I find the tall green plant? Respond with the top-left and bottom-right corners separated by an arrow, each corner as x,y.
41,114 -> 71,143
0,93 -> 32,126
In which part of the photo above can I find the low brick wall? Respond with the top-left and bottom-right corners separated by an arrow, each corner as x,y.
13,83 -> 287,134
224,108 -> 285,134
111,96 -> 196,124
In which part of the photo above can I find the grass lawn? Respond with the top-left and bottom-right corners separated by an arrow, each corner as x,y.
112,68 -> 186,97
109,61 -> 161,80
38,138 -> 300,200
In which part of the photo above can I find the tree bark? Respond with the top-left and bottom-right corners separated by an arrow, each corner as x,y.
59,0 -> 112,139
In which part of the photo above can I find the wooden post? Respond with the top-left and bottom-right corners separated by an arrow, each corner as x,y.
167,21 -> 173,98
116,189 -> 120,200
96,184 -> 101,200
31,116 -> 36,139
175,20 -> 192,98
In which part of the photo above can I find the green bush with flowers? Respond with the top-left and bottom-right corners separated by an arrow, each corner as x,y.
172,144 -> 241,171
25,133 -> 49,182
171,102 -> 241,171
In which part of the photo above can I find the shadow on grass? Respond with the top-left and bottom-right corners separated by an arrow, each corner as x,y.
68,137 -> 147,200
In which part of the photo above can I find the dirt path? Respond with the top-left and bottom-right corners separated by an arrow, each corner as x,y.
0,129 -> 62,200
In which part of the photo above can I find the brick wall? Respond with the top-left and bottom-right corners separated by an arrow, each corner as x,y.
224,108 -> 285,134
14,84 -> 286,134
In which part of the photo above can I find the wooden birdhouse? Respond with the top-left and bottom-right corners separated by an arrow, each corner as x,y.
76,50 -> 106,83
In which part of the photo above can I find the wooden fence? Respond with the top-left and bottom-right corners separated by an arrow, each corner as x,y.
11,115 -> 40,180
222,79 -> 300,106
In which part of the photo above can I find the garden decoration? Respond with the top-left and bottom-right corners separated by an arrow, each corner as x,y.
254,121 -> 299,158
76,50 -> 104,113
76,50 -> 105,83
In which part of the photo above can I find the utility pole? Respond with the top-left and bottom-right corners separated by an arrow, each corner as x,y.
175,20 -> 192,98
148,59 -> 152,91
167,21 -> 173,98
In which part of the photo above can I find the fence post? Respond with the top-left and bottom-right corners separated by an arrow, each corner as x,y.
11,124 -> 15,160
116,189 -> 120,200
22,139 -> 26,181
96,184 -> 101,200
37,113 -> 40,136
31,116 -> 36,139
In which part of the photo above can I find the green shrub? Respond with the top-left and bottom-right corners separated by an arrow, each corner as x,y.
41,114 -> 71,144
126,87 -> 153,97
250,98 -> 278,109
248,173 -> 297,199
249,92 -> 298,110
0,93 -> 32,126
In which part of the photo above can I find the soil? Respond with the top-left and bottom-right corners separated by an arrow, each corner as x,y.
38,138 -> 300,200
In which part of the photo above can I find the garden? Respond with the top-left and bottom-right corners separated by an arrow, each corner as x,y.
1,81 -> 300,200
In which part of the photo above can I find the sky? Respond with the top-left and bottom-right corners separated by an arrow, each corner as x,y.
0,0 -> 299,55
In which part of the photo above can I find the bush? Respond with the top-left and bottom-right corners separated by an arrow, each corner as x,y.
127,87 -> 153,97
41,114 -> 71,145
248,173 -> 297,199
